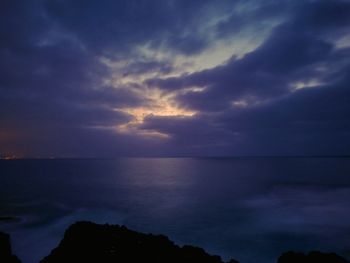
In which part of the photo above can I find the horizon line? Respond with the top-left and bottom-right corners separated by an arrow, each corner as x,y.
1,155 -> 350,160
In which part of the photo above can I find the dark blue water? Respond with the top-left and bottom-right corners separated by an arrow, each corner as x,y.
1,158 -> 350,263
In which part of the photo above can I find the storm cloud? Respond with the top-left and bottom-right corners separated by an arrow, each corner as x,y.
1,0 -> 349,157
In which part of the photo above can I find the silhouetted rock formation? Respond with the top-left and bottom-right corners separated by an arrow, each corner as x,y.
4,221 -> 349,263
277,251 -> 349,263
40,221 -> 236,263
0,231 -> 21,263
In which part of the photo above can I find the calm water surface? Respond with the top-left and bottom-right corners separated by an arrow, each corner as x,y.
1,158 -> 350,263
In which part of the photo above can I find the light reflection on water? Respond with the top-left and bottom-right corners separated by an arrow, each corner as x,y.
1,157 -> 350,263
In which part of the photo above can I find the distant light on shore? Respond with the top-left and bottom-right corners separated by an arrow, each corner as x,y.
0,153 -> 19,160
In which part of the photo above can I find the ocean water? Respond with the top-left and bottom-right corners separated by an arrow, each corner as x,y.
1,157 -> 350,263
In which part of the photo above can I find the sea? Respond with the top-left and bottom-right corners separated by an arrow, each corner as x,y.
1,157 -> 350,263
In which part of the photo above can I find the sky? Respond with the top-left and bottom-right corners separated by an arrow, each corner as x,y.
1,0 -> 350,157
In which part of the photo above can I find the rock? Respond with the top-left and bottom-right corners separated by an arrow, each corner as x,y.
0,231 -> 21,263
40,221 -> 239,263
4,222 -> 349,263
277,251 -> 349,263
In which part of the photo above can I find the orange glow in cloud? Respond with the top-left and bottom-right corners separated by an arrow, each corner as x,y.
115,88 -> 196,138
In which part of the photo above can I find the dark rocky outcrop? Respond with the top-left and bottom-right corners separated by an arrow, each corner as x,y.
3,221 -> 349,263
40,221 -> 235,263
277,251 -> 349,263
0,231 -> 21,263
